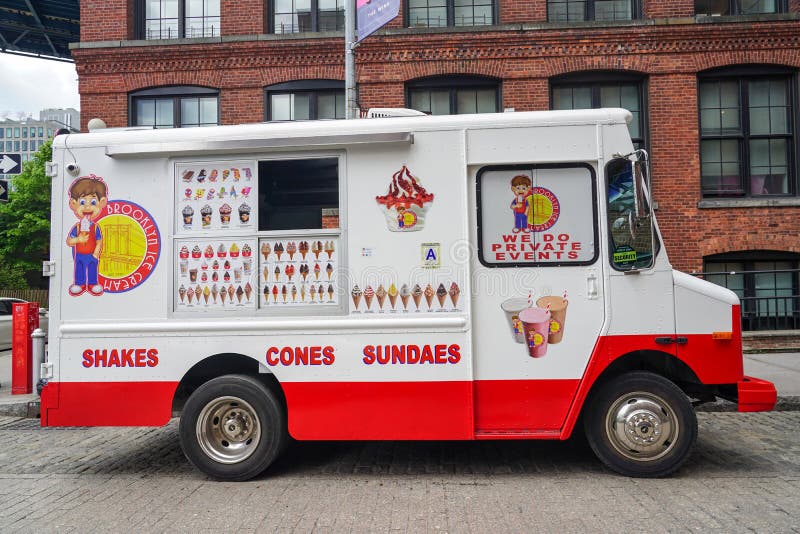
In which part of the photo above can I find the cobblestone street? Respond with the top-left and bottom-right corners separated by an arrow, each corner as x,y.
0,412 -> 798,532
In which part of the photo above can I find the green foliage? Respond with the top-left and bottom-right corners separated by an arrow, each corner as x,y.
0,141 -> 52,288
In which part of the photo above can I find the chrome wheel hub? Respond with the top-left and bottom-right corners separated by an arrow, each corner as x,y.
606,392 -> 678,462
196,396 -> 261,464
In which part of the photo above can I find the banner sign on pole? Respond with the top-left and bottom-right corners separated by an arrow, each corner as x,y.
356,0 -> 400,43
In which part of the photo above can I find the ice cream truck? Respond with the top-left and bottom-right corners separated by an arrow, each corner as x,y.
41,108 -> 776,480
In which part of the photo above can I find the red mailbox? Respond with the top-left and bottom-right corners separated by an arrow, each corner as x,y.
12,302 -> 39,395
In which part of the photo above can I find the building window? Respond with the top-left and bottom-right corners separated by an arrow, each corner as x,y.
271,0 -> 344,34
699,68 -> 795,197
22,127 -> 27,137
0,129 -> 3,139
547,0 -> 639,21
38,127 -> 44,137
14,141 -> 20,151
5,141 -> 10,151
551,73 -> 646,149
695,0 -> 785,15
407,0 -> 495,27
138,0 -> 220,39
407,76 -> 499,115
704,251 -> 800,331
13,128 -> 19,138
265,80 -> 345,121
130,86 -> 219,128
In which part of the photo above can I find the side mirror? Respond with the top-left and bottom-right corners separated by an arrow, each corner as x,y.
631,152 -> 650,220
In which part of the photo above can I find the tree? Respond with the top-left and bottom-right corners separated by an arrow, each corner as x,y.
0,141 -> 52,288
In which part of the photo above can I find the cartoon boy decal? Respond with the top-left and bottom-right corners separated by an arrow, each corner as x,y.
66,175 -> 107,296
510,175 -> 531,233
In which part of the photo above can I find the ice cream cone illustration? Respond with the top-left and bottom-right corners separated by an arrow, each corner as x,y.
287,241 -> 297,260
220,286 -> 227,304
411,284 -> 422,309
227,285 -> 235,301
272,285 -> 278,303
326,263 -> 333,280
281,285 -> 287,303
261,242 -> 270,260
211,284 -> 219,303
436,283 -> 447,308
351,285 -> 362,309
317,284 -> 324,302
286,264 -> 295,281
244,282 -> 252,301
424,284 -> 435,309
449,282 -> 460,308
263,285 -> 269,303
203,285 -> 210,304
179,285 -> 186,303
299,241 -> 309,259
187,286 -> 195,304
314,263 -> 321,281
310,284 -> 316,302
236,286 -> 244,303
324,240 -> 335,259
376,285 -> 387,309
364,286 -> 375,310
275,242 -> 284,261
291,285 -> 297,302
388,284 -> 398,309
263,266 -> 269,281
400,284 -> 410,310
274,266 -> 280,282
327,284 -> 334,301
300,264 -> 309,281
300,284 -> 306,301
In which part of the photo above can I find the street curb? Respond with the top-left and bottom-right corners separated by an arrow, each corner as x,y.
1,397 -> 799,419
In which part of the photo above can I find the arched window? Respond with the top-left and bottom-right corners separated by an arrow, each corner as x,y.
550,71 -> 647,149
129,86 -> 219,128
698,65 -> 797,197
265,80 -> 346,121
406,76 -> 500,115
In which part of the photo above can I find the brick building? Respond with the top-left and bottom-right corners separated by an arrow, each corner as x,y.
71,0 -> 800,342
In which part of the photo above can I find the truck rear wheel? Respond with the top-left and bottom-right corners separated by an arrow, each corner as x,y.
179,374 -> 286,481
584,371 -> 697,477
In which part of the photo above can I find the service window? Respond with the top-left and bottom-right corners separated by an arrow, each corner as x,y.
477,165 -> 598,266
257,157 -> 342,311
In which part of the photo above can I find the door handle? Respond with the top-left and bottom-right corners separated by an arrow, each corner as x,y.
586,271 -> 598,300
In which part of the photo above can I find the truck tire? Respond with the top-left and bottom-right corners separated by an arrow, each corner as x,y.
179,374 -> 287,481
584,371 -> 697,478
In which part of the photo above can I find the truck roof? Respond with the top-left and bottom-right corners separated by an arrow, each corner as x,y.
53,108 -> 633,153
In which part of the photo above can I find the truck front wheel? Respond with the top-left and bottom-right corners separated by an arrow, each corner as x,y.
584,371 -> 697,477
179,374 -> 287,481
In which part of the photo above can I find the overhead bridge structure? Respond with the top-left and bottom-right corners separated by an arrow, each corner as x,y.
0,0 -> 79,61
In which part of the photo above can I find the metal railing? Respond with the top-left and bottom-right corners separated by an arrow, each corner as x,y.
692,268 -> 800,332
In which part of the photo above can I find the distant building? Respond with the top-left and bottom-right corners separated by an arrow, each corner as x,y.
39,108 -> 80,132
0,111 -> 80,180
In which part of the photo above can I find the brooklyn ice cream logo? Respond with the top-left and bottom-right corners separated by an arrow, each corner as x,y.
375,165 -> 434,232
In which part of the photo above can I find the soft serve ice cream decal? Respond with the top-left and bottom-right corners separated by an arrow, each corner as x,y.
375,165 -> 434,232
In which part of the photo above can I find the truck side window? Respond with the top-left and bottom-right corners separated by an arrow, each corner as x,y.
258,158 -> 339,231
606,158 -> 657,270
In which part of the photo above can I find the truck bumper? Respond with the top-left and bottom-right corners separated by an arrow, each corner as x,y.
736,376 -> 777,412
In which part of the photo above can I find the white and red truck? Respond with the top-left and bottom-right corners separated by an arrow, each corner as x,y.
41,108 -> 776,480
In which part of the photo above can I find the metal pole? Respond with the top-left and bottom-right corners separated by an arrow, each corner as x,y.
345,0 -> 357,119
31,328 -> 46,395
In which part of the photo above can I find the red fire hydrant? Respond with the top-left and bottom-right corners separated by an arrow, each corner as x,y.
12,302 -> 39,395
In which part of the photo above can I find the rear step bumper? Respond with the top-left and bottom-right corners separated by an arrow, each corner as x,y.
736,376 -> 777,412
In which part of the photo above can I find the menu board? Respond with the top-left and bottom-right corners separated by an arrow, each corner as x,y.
176,238 -> 257,311
176,161 -> 256,233
259,237 -> 339,308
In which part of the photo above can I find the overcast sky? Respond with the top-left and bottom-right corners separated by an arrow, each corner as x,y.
0,53 -> 79,119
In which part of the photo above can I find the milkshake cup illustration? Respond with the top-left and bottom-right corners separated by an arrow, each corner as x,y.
180,259 -> 189,276
536,295 -> 569,344
189,268 -> 198,283
500,297 -> 529,344
519,307 -> 551,358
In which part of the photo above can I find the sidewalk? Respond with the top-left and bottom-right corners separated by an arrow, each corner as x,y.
1,349 -> 798,418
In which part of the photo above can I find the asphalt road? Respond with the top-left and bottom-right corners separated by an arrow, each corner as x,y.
0,412 -> 798,533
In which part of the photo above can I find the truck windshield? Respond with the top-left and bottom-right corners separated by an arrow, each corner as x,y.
606,157 -> 656,271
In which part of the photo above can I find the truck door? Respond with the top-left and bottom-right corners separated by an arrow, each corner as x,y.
470,164 -> 605,434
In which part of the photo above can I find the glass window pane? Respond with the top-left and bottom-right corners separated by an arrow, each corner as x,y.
318,93 -> 337,119
410,90 -> 430,113
457,90 -> 477,114
294,93 -> 311,120
595,0 -> 632,20
136,99 -> 155,126
695,0 -> 731,14
156,99 -> 174,127
271,94 -> 292,120
430,90 -> 450,115
181,98 -> 200,126
199,97 -> 218,125
600,85 -> 620,107
476,89 -> 497,113
738,0 -> 777,13
552,87 -> 572,110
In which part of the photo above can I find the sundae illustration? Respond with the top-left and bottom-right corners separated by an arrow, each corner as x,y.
375,165 -> 434,232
